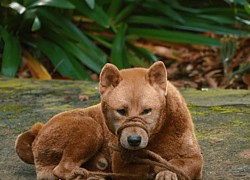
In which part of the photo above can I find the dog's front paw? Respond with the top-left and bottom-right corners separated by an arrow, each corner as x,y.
155,170 -> 178,180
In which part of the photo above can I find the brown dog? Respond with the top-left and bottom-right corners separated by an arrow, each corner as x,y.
99,61 -> 203,180
15,105 -> 113,180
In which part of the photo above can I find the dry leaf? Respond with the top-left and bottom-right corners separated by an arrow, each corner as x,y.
23,51 -> 51,80
134,42 -> 182,61
205,70 -> 221,88
242,73 -> 250,90
79,94 -> 90,101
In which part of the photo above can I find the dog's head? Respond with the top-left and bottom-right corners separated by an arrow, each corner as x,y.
100,62 -> 167,150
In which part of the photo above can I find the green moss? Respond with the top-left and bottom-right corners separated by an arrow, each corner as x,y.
195,130 -> 227,139
188,103 -> 250,116
181,88 -> 250,98
210,106 -> 250,114
181,88 -> 250,107
0,104 -> 32,114
44,104 -> 73,111
190,110 -> 209,115
188,103 -> 209,115
230,119 -> 250,127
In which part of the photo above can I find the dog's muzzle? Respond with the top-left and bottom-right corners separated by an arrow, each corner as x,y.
116,117 -> 149,149
116,117 -> 149,137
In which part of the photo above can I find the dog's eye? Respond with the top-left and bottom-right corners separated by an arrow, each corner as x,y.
116,109 -> 126,116
141,108 -> 152,115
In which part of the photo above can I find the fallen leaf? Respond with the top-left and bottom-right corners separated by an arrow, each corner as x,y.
134,42 -> 183,61
205,70 -> 221,88
79,94 -> 90,101
242,73 -> 250,90
23,51 -> 51,80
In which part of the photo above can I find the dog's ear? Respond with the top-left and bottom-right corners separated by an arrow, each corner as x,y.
99,63 -> 121,95
147,61 -> 167,92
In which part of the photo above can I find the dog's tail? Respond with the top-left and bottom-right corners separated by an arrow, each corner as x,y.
15,122 -> 43,164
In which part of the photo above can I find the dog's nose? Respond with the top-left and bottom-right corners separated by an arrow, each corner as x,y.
127,135 -> 141,147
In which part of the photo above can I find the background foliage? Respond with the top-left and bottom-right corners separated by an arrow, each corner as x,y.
0,0 -> 250,82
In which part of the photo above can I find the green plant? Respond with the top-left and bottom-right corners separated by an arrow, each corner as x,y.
1,0 -> 250,79
0,0 -> 107,79
220,35 -> 237,78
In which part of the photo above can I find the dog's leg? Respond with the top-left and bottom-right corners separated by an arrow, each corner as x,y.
53,139 -> 103,179
155,169 -> 178,180
155,156 -> 202,180
36,165 -> 57,180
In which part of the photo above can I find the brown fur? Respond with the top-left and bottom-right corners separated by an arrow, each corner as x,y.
16,62 -> 202,180
15,122 -> 43,164
99,62 -> 203,180
15,105 -> 113,180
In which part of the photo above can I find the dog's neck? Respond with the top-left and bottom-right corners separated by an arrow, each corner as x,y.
148,82 -> 190,146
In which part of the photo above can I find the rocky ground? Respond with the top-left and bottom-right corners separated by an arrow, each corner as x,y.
0,78 -> 249,180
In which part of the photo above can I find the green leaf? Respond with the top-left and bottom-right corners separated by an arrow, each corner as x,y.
71,0 -> 110,28
144,1 -> 185,23
107,0 -> 122,18
127,15 -> 174,28
9,2 -> 26,14
115,0 -> 142,23
37,9 -> 89,41
181,16 -> 246,35
196,14 -> 234,25
236,16 -> 250,25
85,0 -> 95,9
34,39 -> 90,80
231,62 -> 250,77
127,50 -> 149,67
87,34 -> 112,49
128,15 -> 245,36
244,0 -> 250,14
111,24 -> 130,69
31,16 -> 41,31
168,1 -> 201,13
44,28 -> 104,73
193,7 -> 233,13
127,42 -> 158,63
230,0 -> 246,5
128,28 -> 220,47
30,0 -> 75,9
0,28 -> 22,77
37,9 -> 107,66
